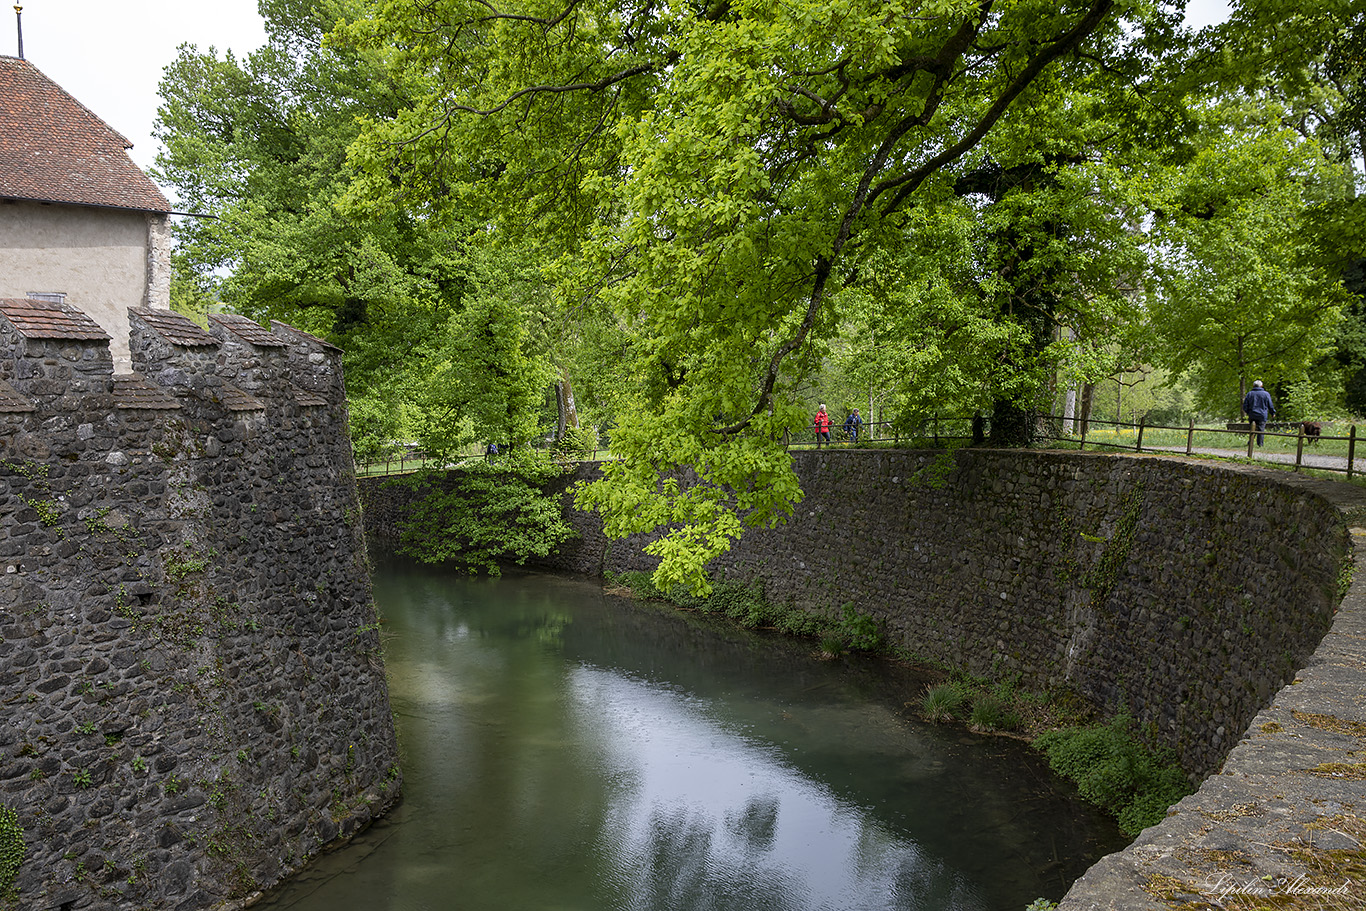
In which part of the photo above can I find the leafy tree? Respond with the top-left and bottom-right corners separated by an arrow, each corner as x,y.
1146,128 -> 1350,416
154,0 -> 470,453
411,252 -> 557,461
342,0 -> 1186,591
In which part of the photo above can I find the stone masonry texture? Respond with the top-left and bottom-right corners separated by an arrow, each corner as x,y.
361,447 -> 1366,908
0,307 -> 401,910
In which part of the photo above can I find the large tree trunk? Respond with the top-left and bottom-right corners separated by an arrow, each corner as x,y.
555,367 -> 580,440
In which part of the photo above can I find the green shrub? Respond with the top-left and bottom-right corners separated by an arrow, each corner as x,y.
922,683 -> 965,723
1034,715 -> 1193,835
818,635 -> 847,658
837,604 -> 883,651
969,694 -> 1022,732
555,425 -> 598,456
398,453 -> 578,573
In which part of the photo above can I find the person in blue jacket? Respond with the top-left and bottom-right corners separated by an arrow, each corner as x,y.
1242,380 -> 1276,446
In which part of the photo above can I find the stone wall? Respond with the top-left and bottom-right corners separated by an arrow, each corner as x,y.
0,304 -> 401,910
361,449 -> 1348,778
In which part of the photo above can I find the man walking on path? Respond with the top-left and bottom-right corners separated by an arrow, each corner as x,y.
1243,380 -> 1276,446
843,408 -> 863,443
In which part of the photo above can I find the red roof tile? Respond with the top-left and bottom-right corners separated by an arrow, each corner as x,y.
130,307 -> 218,348
0,297 -> 109,341
0,56 -> 170,212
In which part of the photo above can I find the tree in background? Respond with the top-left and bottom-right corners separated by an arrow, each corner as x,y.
154,0 -> 471,455
343,0 -> 1183,591
1175,0 -> 1362,416
1146,126 -> 1350,418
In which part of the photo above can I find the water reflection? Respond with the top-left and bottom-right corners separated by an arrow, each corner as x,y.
254,564 -> 1125,911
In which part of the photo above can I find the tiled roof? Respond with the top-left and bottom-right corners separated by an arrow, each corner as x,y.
210,313 -> 287,349
113,373 -> 179,411
0,297 -> 109,341
291,384 -> 328,407
130,307 -> 218,348
272,320 -> 342,354
0,56 -> 170,213
0,378 -> 34,413
215,384 -> 265,412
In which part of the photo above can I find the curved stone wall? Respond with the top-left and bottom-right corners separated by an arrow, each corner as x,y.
1,305 -> 401,910
363,449 -> 1352,776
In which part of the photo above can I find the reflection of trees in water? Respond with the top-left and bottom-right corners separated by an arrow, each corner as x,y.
371,564 -> 1125,909
613,806 -> 800,911
726,795 -> 779,855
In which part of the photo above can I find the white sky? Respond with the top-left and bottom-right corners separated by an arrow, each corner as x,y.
6,0 -> 1233,188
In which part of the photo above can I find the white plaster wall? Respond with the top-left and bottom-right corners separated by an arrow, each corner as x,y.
0,199 -> 168,370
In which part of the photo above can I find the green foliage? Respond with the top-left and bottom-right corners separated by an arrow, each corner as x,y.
605,571 -> 825,637
836,604 -> 883,652
1034,715 -> 1193,835
921,683 -> 967,724
969,694 -> 1022,733
1146,127 -> 1351,415
154,0 -> 470,441
342,0 -> 1159,591
397,453 -> 577,574
1025,901 -> 1058,911
0,805 -> 22,903
555,425 -> 598,457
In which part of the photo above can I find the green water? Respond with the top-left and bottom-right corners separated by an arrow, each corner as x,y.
254,563 -> 1127,910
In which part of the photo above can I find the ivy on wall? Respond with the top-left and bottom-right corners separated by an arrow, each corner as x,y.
0,804 -> 24,905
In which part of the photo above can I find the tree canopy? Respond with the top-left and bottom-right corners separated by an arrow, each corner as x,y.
153,0 -> 1360,588
338,0 -> 1197,590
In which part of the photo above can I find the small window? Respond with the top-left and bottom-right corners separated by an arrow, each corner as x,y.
26,292 -> 66,303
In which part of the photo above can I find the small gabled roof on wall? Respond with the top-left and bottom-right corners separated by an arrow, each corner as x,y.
0,297 -> 109,341
0,377 -> 34,413
129,307 -> 218,348
0,56 -> 170,214
209,313 -> 288,349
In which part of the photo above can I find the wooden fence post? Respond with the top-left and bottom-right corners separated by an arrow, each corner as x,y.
1186,418 -> 1194,455
1350,425 -> 1357,480
1135,418 -> 1145,453
1296,425 -> 1304,470
1247,425 -> 1255,459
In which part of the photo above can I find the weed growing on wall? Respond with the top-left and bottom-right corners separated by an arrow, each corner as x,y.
1033,715 -> 1192,835
0,805 -> 23,904
905,444 -> 965,489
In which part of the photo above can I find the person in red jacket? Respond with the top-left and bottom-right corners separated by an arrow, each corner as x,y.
813,404 -> 831,447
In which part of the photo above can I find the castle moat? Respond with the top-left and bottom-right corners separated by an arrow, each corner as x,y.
253,560 -> 1127,911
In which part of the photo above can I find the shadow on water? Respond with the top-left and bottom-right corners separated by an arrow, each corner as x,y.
254,560 -> 1128,911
